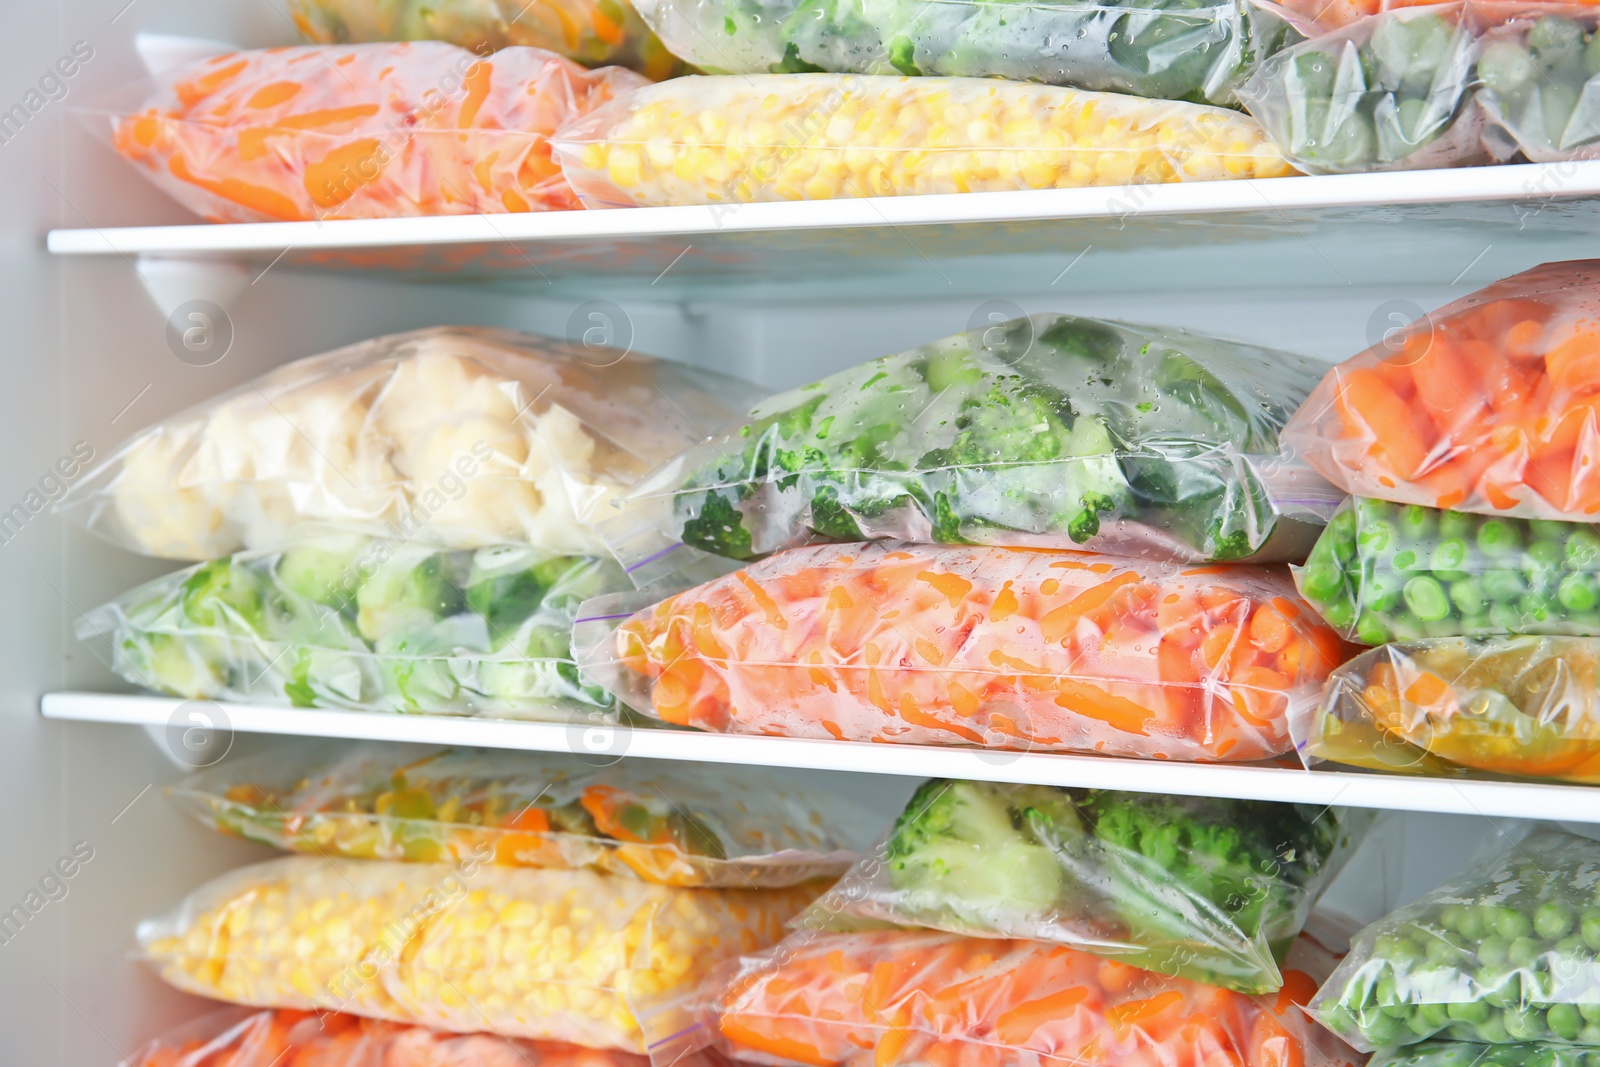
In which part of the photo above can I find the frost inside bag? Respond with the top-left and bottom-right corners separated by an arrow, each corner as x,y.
80,537 -> 628,718
57,327 -> 762,561
1310,827 -> 1600,1051
1477,11 -> 1600,161
92,42 -> 647,222
171,739 -> 874,886
613,312 -> 1338,571
1281,260 -> 1600,519
579,541 -> 1351,761
1237,3 -> 1485,173
1373,1043 -> 1600,1067
550,74 -> 1296,208
1293,497 -> 1600,642
810,779 -> 1371,994
139,856 -> 815,1050
1305,636 -> 1600,783
631,0 -> 1295,106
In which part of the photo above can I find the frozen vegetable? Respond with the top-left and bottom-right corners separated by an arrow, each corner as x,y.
550,74 -> 1296,208
812,779 -> 1369,993
172,740 -> 874,886
617,312 -> 1336,571
1294,497 -> 1600,642
80,537 -> 628,718
1308,636 -> 1600,783
139,856 -> 814,1050
99,43 -> 646,222
1282,260 -> 1600,520
1477,12 -> 1600,161
58,327 -> 762,561
632,0 -> 1295,106
289,0 -> 686,79
1311,827 -> 1600,1051
582,541 -> 1350,760
1373,1043 -> 1600,1067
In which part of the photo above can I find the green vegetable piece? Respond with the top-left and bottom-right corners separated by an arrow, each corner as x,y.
1552,1003 -> 1585,1041
356,553 -> 466,643
1569,528 -> 1600,568
1483,569 -> 1527,603
1403,576 -> 1451,622
1449,577 -> 1486,615
277,541 -> 362,609
181,559 -> 268,633
1478,519 -> 1523,558
1480,40 -> 1539,94
1429,538 -> 1468,579
1560,574 -> 1599,613
1356,612 -> 1393,645
1371,11 -> 1455,93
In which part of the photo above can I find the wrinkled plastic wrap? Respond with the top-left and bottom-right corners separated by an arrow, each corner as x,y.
579,541 -> 1350,761
172,740 -> 874,886
1476,11 -> 1600,161
289,0 -> 686,79
122,1005 -> 653,1067
80,538 -> 628,718
1311,827 -> 1600,1050
57,327 -> 762,561
1293,497 -> 1600,642
612,313 -> 1337,573
94,43 -> 646,222
549,74 -> 1296,207
809,779 -> 1370,993
631,0 -> 1295,106
1305,636 -> 1600,783
1282,260 -> 1600,519
703,928 -> 1364,1067
1372,1043 -> 1600,1067
138,856 -> 814,1051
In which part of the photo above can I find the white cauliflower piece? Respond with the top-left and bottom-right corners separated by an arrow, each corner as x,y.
111,423 -> 232,559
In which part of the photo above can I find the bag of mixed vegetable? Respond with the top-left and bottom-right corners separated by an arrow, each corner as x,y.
808,779 -> 1373,994
608,313 -> 1339,577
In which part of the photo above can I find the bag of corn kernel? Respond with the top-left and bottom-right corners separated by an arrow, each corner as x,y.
138,856 -> 818,1052
548,74 -> 1296,208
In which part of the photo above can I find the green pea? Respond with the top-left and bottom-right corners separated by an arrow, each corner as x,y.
1405,576 -> 1453,622
1368,572 -> 1404,613
1364,1011 -> 1409,1045
1528,539 -> 1565,570
1537,901 -> 1576,940
1400,504 -> 1438,541
1579,995 -> 1600,1023
1497,907 -> 1535,940
1484,569 -> 1528,602
1509,935 -> 1543,967
1447,904 -> 1486,940
1447,999 -> 1492,1024
1356,612 -> 1394,646
1479,519 -> 1524,557
1479,935 -> 1511,969
1427,934 -> 1465,961
1329,506 -> 1361,559
1518,592 -> 1553,625
1419,1001 -> 1452,1029
1581,1022 -> 1600,1043
1320,598 -> 1357,631
1551,1002 -> 1584,1040
1299,563 -> 1345,603
1569,528 -> 1600,568
1561,574 -> 1599,613
1395,548 -> 1420,571
1450,577 -> 1487,615
1439,509 -> 1476,541
1490,602 -> 1527,632
1360,518 -> 1399,554
1459,611 -> 1494,635
1503,1004 -> 1545,1040
1474,1012 -> 1511,1043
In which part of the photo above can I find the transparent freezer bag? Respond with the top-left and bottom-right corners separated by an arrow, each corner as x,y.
549,74 -> 1296,208
1280,259 -> 1600,520
631,0 -> 1295,106
609,312 -> 1339,572
172,739 -> 875,886
577,541 -> 1351,762
1476,11 -> 1600,161
1293,497 -> 1600,642
87,42 -> 647,222
1305,636 -> 1600,783
56,326 -> 763,561
1373,1044 -> 1600,1067
79,537 -> 630,719
809,779 -> 1372,994
1310,827 -> 1600,1051
138,856 -> 816,1051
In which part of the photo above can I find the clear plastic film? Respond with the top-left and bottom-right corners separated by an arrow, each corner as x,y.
56,327 -> 763,562
548,74 -> 1297,208
1372,1043 -> 1600,1067
79,538 -> 629,718
1281,260 -> 1600,519
88,43 -> 647,222
1293,497 -> 1600,642
1476,10 -> 1600,161
577,541 -> 1351,762
1310,826 -> 1600,1051
609,312 -> 1339,574
807,779 -> 1372,994
630,0 -> 1297,106
138,856 -> 816,1051
171,739 -> 875,887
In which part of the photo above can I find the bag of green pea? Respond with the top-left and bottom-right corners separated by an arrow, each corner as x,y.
1310,827 -> 1600,1052
1372,1043 -> 1600,1067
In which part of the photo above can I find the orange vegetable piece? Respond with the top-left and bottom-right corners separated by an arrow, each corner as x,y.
1336,367 -> 1433,479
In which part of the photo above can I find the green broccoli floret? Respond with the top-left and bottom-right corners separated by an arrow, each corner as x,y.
181,559 -> 268,633
679,492 -> 755,559
356,553 -> 467,643
275,539 -> 363,610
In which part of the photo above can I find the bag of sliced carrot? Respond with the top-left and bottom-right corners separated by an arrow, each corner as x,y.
575,541 -> 1351,761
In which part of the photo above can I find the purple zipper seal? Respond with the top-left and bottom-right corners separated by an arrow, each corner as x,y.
625,542 -> 683,574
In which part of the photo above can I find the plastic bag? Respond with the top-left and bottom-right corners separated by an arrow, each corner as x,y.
122,1005 -> 653,1067
1310,826 -> 1600,1051
703,928 -> 1364,1067
139,856 -> 815,1051
57,327 -> 762,561
171,740 -> 874,886
612,313 -> 1338,572
1293,497 -> 1600,642
1238,3 -> 1486,173
1372,1044 -> 1600,1067
1305,636 -> 1600,783
630,0 -> 1295,106
580,541 -> 1350,761
549,74 -> 1296,208
1476,11 -> 1600,161
94,43 -> 646,222
80,537 -> 628,718
288,0 -> 686,79
1281,260 -> 1600,519
809,779 -> 1371,994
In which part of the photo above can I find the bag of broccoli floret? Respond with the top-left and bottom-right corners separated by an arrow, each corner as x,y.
606,313 -> 1339,581
807,779 -> 1373,994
